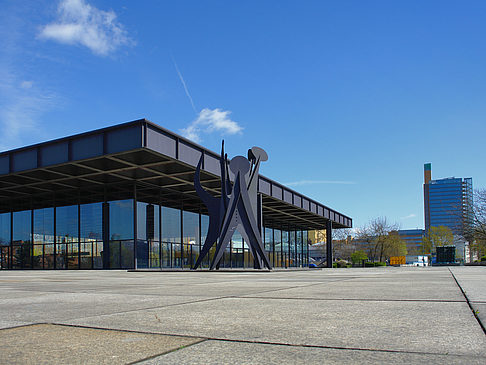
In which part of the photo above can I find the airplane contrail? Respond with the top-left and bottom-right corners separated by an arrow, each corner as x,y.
171,54 -> 197,114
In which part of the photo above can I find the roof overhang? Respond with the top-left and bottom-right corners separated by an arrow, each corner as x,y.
0,119 -> 352,230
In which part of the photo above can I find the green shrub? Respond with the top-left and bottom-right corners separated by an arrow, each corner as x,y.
364,262 -> 375,267
332,260 -> 348,268
374,262 -> 386,266
481,255 -> 486,262
336,260 -> 347,268
351,250 -> 368,264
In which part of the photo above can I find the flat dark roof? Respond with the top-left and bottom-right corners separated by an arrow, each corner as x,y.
0,119 -> 352,229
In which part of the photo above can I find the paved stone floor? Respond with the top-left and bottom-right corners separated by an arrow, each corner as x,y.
0,266 -> 484,364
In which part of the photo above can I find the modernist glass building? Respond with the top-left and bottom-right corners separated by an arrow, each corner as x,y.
0,120 -> 352,270
397,229 -> 425,254
423,163 -> 473,236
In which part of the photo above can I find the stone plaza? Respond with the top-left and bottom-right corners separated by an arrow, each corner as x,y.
0,266 -> 485,364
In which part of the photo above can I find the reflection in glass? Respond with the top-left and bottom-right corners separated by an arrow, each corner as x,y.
13,210 -> 32,268
57,205 -> 78,269
282,230 -> 289,268
183,211 -> 199,268
264,227 -> 273,266
200,214 -> 209,268
303,230 -> 309,266
162,206 -> 181,268
0,213 -> 10,246
162,207 -> 181,244
289,230 -> 296,267
232,231 -> 243,268
110,200 -> 133,241
274,229 -> 282,267
80,203 -> 102,269
109,200 -> 134,269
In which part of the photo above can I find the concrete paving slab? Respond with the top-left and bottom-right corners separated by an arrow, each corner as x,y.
449,267 -> 486,302
0,320 -> 32,330
470,303 -> 486,330
140,339 -> 486,365
0,292 -> 215,322
242,275 -> 465,301
0,324 -> 202,365
64,297 -> 486,356
1,268 -> 484,364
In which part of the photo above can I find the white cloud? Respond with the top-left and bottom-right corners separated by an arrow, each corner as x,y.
39,0 -> 133,56
400,213 -> 416,220
0,72 -> 56,150
284,180 -> 357,187
20,80 -> 33,89
181,108 -> 243,143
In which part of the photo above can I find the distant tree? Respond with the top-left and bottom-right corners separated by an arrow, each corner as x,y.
384,232 -> 408,258
423,225 -> 454,254
354,226 -> 375,260
468,189 -> 486,258
332,228 -> 354,260
356,217 -> 399,262
351,250 -> 368,265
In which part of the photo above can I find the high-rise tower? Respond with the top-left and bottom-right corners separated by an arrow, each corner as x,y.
423,163 -> 473,237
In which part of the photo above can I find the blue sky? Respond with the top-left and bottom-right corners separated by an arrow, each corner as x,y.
1,0 -> 485,230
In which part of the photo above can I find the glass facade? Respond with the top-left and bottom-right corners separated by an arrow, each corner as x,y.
425,177 -> 473,236
0,194 -> 310,270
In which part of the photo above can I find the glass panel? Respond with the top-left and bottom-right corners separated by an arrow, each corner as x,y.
172,242 -> 181,268
80,203 -> 102,241
183,211 -> 199,245
110,200 -> 133,240
80,242 -> 93,269
274,229 -> 282,268
200,214 -> 210,268
289,230 -> 296,267
162,206 -> 181,268
303,231 -> 309,266
67,242 -> 78,269
297,230 -> 303,267
80,202 -> 102,269
56,205 -> 79,270
11,246 -> 25,269
56,205 -> 78,242
149,241 -> 160,268
183,211 -> 199,268
264,227 -> 273,266
0,246 -> 9,269
109,241 -> 121,269
161,242 -> 171,268
162,207 -> 181,244
121,241 -> 134,269
282,230 -> 289,268
13,210 -> 31,244
44,243 -> 54,269
0,213 -> 10,246
56,243 -> 67,269
232,231 -> 243,268
33,244 -> 44,269
13,211 -> 32,268
93,241 -> 103,269
109,200 -> 134,269
137,203 -> 160,269
33,208 -> 54,244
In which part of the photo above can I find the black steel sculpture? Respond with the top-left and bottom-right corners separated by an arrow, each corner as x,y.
193,142 -> 271,270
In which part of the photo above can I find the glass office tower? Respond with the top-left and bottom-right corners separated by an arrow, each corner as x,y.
423,163 -> 473,237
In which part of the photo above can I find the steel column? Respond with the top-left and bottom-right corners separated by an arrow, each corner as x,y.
326,220 -> 332,268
